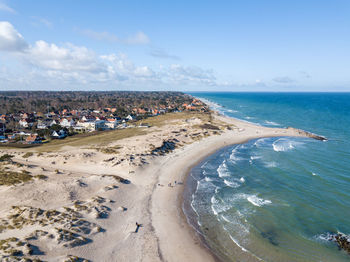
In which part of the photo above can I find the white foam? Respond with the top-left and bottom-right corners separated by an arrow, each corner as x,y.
250,155 -> 262,160
312,172 -> 317,176
229,147 -> 245,162
264,161 -> 277,168
217,160 -> 230,178
247,195 -> 272,207
204,177 -> 214,182
272,138 -> 304,152
224,179 -> 240,188
253,138 -> 268,148
264,120 -> 280,126
228,234 -> 248,252
240,177 -> 245,183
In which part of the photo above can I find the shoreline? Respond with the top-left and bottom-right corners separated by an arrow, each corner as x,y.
150,113 -> 320,262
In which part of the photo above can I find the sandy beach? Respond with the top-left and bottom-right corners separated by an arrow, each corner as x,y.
0,111 -> 319,262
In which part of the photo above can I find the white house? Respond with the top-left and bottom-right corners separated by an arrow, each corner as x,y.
76,121 -> 96,132
60,118 -> 75,128
126,115 -> 134,121
19,119 -> 28,128
50,120 -> 57,126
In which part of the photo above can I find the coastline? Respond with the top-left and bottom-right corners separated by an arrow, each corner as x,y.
150,113 -> 319,262
0,109 -> 325,261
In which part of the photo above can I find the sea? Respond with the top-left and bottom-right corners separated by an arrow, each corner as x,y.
184,92 -> 350,262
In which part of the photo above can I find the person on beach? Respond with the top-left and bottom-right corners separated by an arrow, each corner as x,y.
135,222 -> 142,233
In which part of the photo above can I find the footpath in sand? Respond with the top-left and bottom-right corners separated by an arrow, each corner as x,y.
0,111 -> 323,262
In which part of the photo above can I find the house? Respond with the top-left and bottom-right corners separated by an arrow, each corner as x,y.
105,118 -> 118,129
95,120 -> 107,130
59,118 -> 75,128
19,119 -> 29,128
26,134 -> 42,144
51,130 -> 67,139
76,121 -> 96,132
37,120 -> 47,129
126,115 -> 134,121
50,120 -> 57,126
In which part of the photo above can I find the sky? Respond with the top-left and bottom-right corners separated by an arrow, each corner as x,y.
0,0 -> 349,92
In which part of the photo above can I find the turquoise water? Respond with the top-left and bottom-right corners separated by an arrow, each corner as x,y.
186,93 -> 350,261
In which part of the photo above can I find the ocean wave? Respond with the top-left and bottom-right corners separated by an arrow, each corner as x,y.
228,234 -> 248,252
312,172 -> 317,176
211,195 -> 231,215
253,138 -> 269,148
224,179 -> 240,188
264,120 -> 281,126
217,160 -> 230,177
272,138 -> 304,152
247,195 -> 272,207
250,155 -> 262,160
229,147 -> 245,162
240,177 -> 245,183
264,161 -> 277,168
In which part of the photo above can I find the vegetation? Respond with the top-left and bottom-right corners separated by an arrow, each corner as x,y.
0,170 -> 32,186
0,91 -> 194,114
0,154 -> 13,162
22,152 -> 34,158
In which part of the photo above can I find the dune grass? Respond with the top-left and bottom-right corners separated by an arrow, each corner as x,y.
28,112 -> 209,152
0,170 -> 33,186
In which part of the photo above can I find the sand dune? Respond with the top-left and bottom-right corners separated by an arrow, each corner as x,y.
0,112 -> 314,262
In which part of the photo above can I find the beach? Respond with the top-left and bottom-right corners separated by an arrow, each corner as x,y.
0,111 -> 317,261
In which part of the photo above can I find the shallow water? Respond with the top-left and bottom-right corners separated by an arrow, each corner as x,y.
186,93 -> 350,261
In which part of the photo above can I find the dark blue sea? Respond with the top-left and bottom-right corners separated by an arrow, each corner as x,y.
186,92 -> 350,261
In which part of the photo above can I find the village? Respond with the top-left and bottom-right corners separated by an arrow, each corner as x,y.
0,92 -> 207,145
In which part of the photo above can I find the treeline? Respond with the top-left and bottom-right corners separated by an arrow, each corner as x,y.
0,91 -> 193,114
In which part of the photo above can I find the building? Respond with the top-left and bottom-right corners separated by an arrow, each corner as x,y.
26,134 -> 42,144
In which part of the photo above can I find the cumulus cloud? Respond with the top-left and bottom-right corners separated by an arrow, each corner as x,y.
0,3 -> 16,14
0,21 -> 28,52
0,21 -> 220,89
273,76 -> 295,84
81,29 -> 150,45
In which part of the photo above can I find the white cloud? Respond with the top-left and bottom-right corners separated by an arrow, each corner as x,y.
0,21 -> 221,89
80,29 -> 150,45
0,3 -> 16,14
0,21 -> 28,52
165,64 -> 216,85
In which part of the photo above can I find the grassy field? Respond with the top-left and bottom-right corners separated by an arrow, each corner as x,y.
30,111 -> 210,152
0,111 -> 215,153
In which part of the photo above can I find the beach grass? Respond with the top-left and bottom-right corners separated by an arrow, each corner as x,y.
20,111 -> 209,152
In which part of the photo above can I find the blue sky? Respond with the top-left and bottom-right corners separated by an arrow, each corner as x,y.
0,0 -> 349,91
